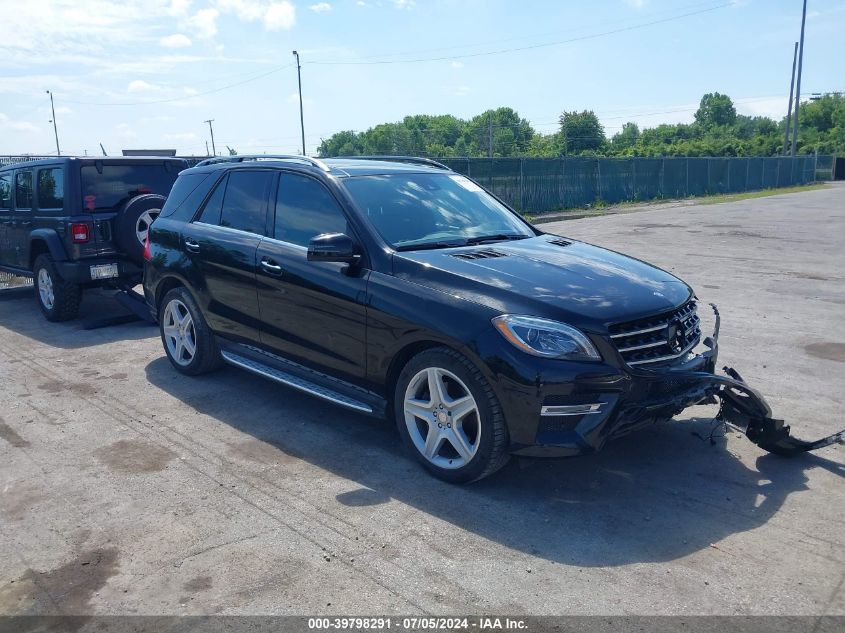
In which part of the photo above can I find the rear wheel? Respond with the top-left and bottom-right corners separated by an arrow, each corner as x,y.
33,254 -> 81,322
394,347 -> 510,483
159,287 -> 222,375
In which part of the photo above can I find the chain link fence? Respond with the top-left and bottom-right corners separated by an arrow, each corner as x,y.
440,155 -> 829,213
2,154 -> 834,215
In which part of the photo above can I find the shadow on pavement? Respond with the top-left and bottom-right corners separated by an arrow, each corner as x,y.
0,287 -> 155,349
144,355 -> 841,568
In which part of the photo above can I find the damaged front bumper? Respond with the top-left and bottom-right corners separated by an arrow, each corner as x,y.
513,304 -> 844,457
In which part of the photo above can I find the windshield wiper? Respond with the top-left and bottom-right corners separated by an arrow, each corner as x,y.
395,240 -> 469,252
464,233 -> 531,245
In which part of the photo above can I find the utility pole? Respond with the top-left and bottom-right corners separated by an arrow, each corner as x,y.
791,0 -> 807,156
783,41 -> 798,155
99,143 -> 108,156
488,113 -> 493,159
46,90 -> 61,156
292,50 -> 306,155
205,141 -> 210,157
204,119 -> 217,157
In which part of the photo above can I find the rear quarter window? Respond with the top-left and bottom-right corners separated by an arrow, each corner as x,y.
158,172 -> 213,219
37,167 -> 64,209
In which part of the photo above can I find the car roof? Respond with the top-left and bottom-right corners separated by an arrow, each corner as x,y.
0,156 -> 188,171
183,156 -> 451,178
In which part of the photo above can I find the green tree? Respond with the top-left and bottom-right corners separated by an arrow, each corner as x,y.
694,92 -> 737,129
610,122 -> 640,152
559,110 -> 605,155
464,107 -> 534,157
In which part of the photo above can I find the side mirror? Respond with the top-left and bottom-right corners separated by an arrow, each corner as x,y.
307,232 -> 360,264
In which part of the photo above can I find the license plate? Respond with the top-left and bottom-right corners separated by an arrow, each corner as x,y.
90,263 -> 119,280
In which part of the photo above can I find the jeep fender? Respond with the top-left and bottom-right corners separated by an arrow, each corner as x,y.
29,229 -> 68,264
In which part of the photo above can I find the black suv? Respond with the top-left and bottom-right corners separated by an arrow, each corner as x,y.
144,155 -> 717,483
0,157 -> 187,321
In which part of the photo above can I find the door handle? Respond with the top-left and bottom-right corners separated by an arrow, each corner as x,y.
260,258 -> 283,275
184,238 -> 200,253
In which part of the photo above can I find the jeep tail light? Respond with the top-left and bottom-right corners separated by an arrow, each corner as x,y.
143,233 -> 151,261
71,223 -> 90,243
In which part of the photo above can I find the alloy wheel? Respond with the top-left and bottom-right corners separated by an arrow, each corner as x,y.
38,268 -> 54,310
403,367 -> 481,469
136,209 -> 160,246
162,299 -> 197,367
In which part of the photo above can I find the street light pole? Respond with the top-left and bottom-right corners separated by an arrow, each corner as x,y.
292,50 -> 306,155
783,41 -> 798,156
204,119 -> 217,157
790,0 -> 807,156
46,90 -> 61,156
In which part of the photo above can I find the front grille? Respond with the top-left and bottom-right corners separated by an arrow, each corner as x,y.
608,301 -> 701,367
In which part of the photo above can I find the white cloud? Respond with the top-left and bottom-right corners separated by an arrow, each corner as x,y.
215,0 -> 266,21
160,33 -> 192,48
264,2 -> 296,30
310,2 -> 331,12
626,0 -> 647,8
209,0 -> 296,31
115,123 -> 137,141
393,0 -> 414,8
169,0 -> 193,16
127,80 -> 163,93
189,8 -> 220,39
0,112 -> 39,133
450,61 -> 464,69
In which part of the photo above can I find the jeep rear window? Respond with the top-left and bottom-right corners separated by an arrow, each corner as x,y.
80,165 -> 178,211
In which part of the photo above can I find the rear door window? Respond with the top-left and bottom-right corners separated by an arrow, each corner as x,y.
80,164 -> 178,211
0,174 -> 10,209
14,170 -> 33,209
197,175 -> 227,225
218,171 -> 273,235
37,167 -> 64,209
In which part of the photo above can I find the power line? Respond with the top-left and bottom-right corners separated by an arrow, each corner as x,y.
312,0 -> 723,63
59,63 -> 294,107
308,3 -> 731,66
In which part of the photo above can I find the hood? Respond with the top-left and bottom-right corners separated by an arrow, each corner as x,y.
392,235 -> 693,330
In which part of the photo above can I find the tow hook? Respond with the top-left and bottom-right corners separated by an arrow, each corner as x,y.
714,366 -> 845,456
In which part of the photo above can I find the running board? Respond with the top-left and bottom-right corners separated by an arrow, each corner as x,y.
220,350 -> 374,414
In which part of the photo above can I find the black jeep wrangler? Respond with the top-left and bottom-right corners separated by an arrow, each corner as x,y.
0,157 -> 187,321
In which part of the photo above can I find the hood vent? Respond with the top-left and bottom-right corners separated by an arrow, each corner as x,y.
452,249 -> 508,261
548,237 -> 572,247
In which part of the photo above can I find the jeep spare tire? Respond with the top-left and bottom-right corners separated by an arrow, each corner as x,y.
115,194 -> 166,264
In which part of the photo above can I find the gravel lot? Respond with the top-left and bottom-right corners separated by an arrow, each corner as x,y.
1,185 -> 843,616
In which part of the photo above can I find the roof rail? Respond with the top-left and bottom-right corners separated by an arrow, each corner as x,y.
194,154 -> 330,171
335,156 -> 451,170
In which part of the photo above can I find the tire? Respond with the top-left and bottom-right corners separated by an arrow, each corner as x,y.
33,254 -> 81,322
394,347 -> 510,483
114,194 -> 166,264
159,287 -> 222,375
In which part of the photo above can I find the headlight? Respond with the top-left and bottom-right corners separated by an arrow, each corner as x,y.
492,315 -> 601,361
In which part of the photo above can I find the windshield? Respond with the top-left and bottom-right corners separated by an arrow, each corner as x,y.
341,173 -> 534,250
80,164 -> 178,211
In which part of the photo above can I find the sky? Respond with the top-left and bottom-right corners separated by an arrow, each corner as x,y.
1,0 -> 843,157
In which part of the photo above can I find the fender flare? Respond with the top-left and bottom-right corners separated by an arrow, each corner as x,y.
29,229 -> 69,264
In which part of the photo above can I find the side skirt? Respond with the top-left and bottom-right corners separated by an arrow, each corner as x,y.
218,341 -> 387,418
